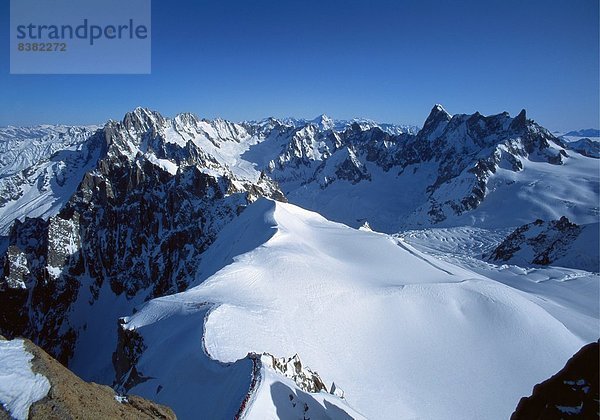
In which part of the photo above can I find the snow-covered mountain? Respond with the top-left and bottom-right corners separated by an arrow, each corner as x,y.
557,128 -> 600,158
563,137 -> 600,158
226,105 -> 594,231
116,198 -> 593,419
0,105 -> 598,419
2,105 -> 597,234
275,114 -> 419,135
257,106 -> 598,231
0,125 -> 101,235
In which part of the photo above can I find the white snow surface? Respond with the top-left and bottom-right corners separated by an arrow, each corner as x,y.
399,227 -> 600,343
0,125 -> 101,234
244,364 -> 366,420
126,199 -> 594,419
0,339 -> 50,420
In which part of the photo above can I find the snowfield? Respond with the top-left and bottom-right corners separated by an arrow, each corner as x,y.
399,226 -> 599,345
245,362 -> 367,420
0,125 -> 101,234
0,339 -> 50,420
125,199 -> 596,419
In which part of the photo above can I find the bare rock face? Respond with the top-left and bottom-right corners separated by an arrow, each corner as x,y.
489,217 -> 581,263
112,320 -> 148,392
8,337 -> 177,420
486,216 -> 598,271
0,216 -> 79,365
256,352 -> 346,399
511,341 -> 599,419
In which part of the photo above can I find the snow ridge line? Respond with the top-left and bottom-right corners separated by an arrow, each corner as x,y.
234,354 -> 263,420
394,238 -> 455,275
199,303 -> 264,419
199,303 -> 346,418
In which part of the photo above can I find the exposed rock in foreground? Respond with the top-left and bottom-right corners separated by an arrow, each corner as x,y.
0,336 -> 176,420
511,341 -> 599,419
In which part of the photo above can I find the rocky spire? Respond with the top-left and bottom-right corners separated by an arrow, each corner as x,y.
122,107 -> 165,134
510,109 -> 528,131
419,104 -> 452,141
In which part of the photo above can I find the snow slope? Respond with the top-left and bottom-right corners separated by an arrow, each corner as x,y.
0,338 -> 50,420
119,306 -> 254,419
125,199 -> 592,419
399,227 -> 599,343
245,361 -> 366,420
0,125 -> 102,234
426,158 -> 599,229
399,125 -> 600,230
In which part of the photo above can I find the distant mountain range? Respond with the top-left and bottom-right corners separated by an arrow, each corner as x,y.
1,105 -> 597,235
562,128 -> 600,137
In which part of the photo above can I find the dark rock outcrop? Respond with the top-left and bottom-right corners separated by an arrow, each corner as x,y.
486,216 -> 598,271
511,341 -> 599,419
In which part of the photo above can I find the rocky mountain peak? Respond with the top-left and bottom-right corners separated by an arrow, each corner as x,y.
173,112 -> 201,129
432,103 -> 450,114
430,104 -> 451,120
310,114 -> 335,130
420,104 -> 452,140
122,107 -> 166,134
509,108 -> 528,131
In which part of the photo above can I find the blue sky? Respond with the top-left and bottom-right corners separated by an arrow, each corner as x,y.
1,0 -> 598,131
